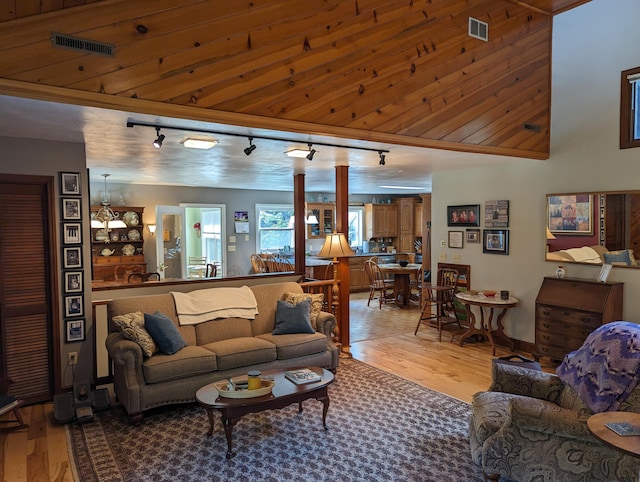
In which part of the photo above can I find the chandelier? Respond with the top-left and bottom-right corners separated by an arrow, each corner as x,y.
90,174 -> 127,233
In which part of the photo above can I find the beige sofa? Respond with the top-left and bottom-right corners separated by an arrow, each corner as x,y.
105,281 -> 339,421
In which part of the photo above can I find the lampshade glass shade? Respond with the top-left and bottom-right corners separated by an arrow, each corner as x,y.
317,233 -> 355,258
305,214 -> 319,224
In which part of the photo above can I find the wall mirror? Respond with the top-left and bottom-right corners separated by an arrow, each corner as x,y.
545,191 -> 640,268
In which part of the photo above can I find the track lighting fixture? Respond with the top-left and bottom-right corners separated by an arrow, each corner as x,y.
153,127 -> 165,149
243,137 -> 256,156
127,121 -> 390,164
306,143 -> 316,161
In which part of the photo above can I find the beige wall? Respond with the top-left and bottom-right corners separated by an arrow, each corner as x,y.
431,0 -> 640,345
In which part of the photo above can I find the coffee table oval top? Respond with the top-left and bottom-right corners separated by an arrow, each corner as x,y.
196,367 -> 334,408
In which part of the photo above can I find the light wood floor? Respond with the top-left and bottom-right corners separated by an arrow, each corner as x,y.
1,292 -> 556,481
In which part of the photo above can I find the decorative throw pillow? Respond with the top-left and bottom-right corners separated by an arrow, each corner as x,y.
604,249 -> 635,266
282,292 -> 324,330
273,299 -> 314,335
144,311 -> 187,355
112,311 -> 158,357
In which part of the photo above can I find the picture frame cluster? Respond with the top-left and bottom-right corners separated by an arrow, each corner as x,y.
446,200 -> 510,255
59,172 -> 86,343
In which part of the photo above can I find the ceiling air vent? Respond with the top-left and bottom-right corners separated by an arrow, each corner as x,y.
468,17 -> 488,42
51,32 -> 115,57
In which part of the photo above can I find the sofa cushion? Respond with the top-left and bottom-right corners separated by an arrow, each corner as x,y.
604,249 -> 635,266
112,311 -> 158,357
142,345 -> 217,384
273,299 -> 314,335
195,317 -> 253,345
282,292 -> 324,330
203,337 -> 277,370
144,311 -> 187,355
256,332 -> 328,360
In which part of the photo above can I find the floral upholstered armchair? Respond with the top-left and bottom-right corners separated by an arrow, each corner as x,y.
469,321 -> 640,482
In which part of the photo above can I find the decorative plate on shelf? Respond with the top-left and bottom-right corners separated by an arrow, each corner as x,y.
123,211 -> 139,226
122,244 -> 136,256
95,229 -> 109,242
127,229 -> 141,241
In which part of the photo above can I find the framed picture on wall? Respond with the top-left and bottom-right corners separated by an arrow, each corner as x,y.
64,295 -> 84,317
547,194 -> 593,235
61,198 -> 82,220
466,229 -> 481,244
447,204 -> 480,227
483,229 -> 509,255
62,223 -> 82,244
64,271 -> 83,293
448,231 -> 464,248
59,172 -> 80,196
63,246 -> 83,269
65,318 -> 86,343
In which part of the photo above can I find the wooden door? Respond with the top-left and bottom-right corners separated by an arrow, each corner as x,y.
0,175 -> 58,403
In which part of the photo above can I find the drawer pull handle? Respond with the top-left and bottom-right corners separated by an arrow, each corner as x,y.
543,323 -> 550,329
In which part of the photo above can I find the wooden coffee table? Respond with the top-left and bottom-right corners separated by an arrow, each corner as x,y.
195,367 -> 334,459
588,411 -> 640,458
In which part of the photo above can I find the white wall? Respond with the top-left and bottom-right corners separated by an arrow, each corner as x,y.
431,0 -> 640,344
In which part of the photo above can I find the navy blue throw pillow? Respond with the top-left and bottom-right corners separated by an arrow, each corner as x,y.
144,311 -> 187,355
273,299 -> 314,335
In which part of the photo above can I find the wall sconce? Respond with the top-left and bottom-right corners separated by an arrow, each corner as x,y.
147,224 -> 157,235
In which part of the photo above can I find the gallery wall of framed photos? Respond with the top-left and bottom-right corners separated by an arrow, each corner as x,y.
446,199 -> 510,256
59,172 -> 86,343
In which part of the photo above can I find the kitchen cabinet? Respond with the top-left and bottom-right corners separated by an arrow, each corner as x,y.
396,198 -> 416,253
307,202 -> 335,239
365,203 -> 398,239
91,205 -> 146,281
414,202 -> 424,237
533,277 -> 623,362
349,257 -> 368,292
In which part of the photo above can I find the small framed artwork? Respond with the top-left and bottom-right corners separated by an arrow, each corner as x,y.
466,228 -> 481,244
65,318 -> 86,343
448,231 -> 464,248
60,172 -> 81,196
63,223 -> 82,244
61,198 -> 82,220
447,204 -> 480,227
64,295 -> 84,317
485,200 -> 510,228
483,229 -> 509,255
64,271 -> 83,293
63,246 -> 83,269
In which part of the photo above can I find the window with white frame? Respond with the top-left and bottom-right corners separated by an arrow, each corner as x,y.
256,204 -> 295,253
201,208 -> 222,273
348,206 -> 364,249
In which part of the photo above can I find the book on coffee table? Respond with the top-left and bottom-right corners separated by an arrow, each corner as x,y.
284,369 -> 322,385
605,422 -> 640,436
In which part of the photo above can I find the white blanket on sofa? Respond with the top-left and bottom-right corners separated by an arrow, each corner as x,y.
171,286 -> 259,325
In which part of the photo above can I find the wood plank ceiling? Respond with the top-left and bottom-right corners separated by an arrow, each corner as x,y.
0,0 -> 590,160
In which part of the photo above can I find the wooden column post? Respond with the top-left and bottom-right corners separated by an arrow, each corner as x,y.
294,174 -> 306,275
335,166 -> 351,353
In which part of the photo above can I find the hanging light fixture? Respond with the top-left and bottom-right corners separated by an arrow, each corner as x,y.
152,127 -> 165,148
305,211 -> 319,224
243,137 -> 256,156
91,174 -> 127,234
378,151 -> 386,166
306,143 -> 316,161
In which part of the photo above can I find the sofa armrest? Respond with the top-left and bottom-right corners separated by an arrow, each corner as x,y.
315,311 -> 337,338
105,332 -> 146,386
490,363 -> 565,403
503,397 -> 594,442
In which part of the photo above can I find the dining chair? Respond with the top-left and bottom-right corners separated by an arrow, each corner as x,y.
0,377 -> 27,431
410,265 -> 424,305
364,259 -> 395,309
416,267 -> 461,340
187,256 -> 208,278
250,254 -> 268,274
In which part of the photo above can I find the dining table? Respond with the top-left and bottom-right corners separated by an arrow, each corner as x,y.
378,263 -> 422,307
455,291 -> 519,355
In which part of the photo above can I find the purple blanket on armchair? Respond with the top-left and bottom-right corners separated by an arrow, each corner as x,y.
557,321 -> 640,413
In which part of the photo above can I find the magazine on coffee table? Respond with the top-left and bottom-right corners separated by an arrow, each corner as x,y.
605,422 -> 640,436
285,369 -> 322,384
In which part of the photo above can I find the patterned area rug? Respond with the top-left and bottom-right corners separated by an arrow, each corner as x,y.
67,359 -> 484,481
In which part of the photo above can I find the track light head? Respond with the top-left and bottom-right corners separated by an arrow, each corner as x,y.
243,137 -> 256,156
153,127 -> 165,148
378,151 -> 386,166
306,143 -> 316,161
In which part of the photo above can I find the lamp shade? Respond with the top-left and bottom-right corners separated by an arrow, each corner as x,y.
546,227 -> 556,240
317,233 -> 356,258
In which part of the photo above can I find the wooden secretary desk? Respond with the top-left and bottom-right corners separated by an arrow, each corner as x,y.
534,277 -> 623,362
